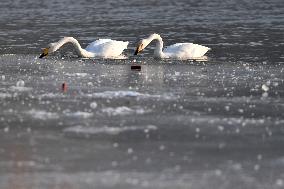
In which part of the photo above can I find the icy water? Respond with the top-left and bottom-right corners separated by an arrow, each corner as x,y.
1,0 -> 284,188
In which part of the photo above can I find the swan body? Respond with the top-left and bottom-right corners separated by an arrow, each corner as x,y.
39,37 -> 128,59
134,33 -> 211,59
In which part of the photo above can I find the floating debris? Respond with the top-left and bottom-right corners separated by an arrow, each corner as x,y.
62,82 -> 67,92
131,65 -> 141,71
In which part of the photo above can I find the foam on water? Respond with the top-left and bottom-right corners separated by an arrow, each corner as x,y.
64,111 -> 93,118
9,86 -> 32,92
26,109 -> 59,120
65,73 -> 88,77
85,90 -> 176,100
36,91 -> 175,101
38,93 -> 67,99
101,106 -> 151,116
0,168 -> 276,189
0,93 -> 12,98
191,96 -> 284,104
6,80 -> 32,92
91,91 -> 143,98
63,125 -> 157,135
181,115 -> 283,126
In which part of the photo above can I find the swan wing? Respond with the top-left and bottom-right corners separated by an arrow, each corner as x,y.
85,39 -> 128,58
164,43 -> 210,59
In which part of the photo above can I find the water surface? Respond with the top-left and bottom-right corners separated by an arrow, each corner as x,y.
0,0 -> 284,188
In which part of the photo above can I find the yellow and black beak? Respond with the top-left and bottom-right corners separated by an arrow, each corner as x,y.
134,44 -> 143,55
39,48 -> 49,58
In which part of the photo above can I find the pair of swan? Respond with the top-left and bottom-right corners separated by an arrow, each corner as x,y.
39,34 -> 211,60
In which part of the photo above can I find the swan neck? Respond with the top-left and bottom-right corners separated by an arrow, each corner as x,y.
54,37 -> 92,57
147,34 -> 164,58
155,37 -> 163,57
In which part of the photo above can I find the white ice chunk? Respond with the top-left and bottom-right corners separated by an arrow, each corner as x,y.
261,84 -> 269,92
90,102 -> 98,109
16,80 -> 25,87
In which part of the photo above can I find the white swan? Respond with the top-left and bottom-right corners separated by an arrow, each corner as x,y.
39,37 -> 129,59
134,33 -> 211,59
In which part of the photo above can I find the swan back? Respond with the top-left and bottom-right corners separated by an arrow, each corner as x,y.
85,39 -> 128,58
164,43 -> 210,59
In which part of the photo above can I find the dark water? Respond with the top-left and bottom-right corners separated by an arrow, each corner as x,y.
1,0 -> 284,188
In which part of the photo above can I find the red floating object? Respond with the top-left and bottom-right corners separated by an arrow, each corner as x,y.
62,82 -> 67,92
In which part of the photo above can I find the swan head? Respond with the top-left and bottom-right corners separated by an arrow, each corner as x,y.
39,43 -> 57,58
134,34 -> 162,55
134,40 -> 147,55
39,47 -> 49,58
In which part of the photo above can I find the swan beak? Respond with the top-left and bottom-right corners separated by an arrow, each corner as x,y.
134,44 -> 143,55
39,48 -> 49,58
134,47 -> 140,55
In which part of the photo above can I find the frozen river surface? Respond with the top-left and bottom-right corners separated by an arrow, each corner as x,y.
0,0 -> 284,188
